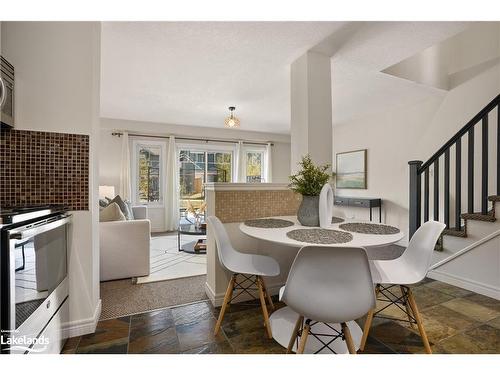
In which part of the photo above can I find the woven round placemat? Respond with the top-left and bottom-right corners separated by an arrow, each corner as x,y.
244,218 -> 295,228
331,216 -> 345,224
286,228 -> 353,244
339,222 -> 400,235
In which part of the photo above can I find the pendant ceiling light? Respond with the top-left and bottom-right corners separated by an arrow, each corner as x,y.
224,106 -> 240,128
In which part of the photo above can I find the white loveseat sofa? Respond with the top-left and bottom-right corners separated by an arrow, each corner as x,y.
99,206 -> 151,281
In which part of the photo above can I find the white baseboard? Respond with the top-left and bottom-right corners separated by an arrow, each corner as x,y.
204,282 -> 218,306
64,299 -> 102,338
428,270 -> 500,300
205,281 -> 283,307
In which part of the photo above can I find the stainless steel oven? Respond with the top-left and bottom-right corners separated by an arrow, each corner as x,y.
0,56 -> 15,129
1,207 -> 70,354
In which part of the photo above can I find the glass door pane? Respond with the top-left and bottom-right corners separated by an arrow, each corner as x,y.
137,144 -> 162,203
207,152 -> 232,184
179,150 -> 206,210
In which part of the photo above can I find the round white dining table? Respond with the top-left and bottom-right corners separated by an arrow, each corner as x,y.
239,215 -> 405,249
239,215 -> 405,354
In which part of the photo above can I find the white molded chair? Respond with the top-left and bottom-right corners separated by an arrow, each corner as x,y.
207,216 -> 280,338
359,220 -> 446,354
281,246 -> 376,354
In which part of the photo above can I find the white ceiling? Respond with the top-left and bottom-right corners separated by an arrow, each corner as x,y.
100,21 -> 471,134
100,22 -> 345,134
330,22 -> 470,125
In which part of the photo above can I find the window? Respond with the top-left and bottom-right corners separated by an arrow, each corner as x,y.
245,150 -> 265,183
179,148 -> 232,210
132,140 -> 165,205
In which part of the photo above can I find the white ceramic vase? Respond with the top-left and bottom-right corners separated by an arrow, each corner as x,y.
319,183 -> 334,228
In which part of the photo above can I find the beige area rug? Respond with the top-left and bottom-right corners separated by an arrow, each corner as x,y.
99,275 -> 207,320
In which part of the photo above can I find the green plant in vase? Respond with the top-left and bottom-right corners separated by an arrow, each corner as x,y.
289,155 -> 334,226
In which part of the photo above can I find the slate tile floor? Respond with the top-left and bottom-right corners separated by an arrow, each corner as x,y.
63,278 -> 500,354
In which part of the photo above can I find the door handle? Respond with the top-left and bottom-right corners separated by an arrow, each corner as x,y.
9,233 -> 22,240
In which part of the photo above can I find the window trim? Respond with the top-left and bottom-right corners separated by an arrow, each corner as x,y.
131,139 -> 166,208
177,142 -> 236,154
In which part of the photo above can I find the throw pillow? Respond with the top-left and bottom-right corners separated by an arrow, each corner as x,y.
99,202 -> 126,222
124,200 -> 135,220
108,195 -> 134,220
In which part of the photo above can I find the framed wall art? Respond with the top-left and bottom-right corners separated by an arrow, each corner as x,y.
335,149 -> 367,189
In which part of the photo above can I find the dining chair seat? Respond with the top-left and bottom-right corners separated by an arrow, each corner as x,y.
359,221 -> 446,354
207,216 -> 280,339
280,246 -> 375,354
369,257 -> 424,285
223,252 -> 280,277
279,286 -> 285,300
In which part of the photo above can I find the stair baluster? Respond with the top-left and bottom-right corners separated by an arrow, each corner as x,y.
455,139 -> 462,231
481,115 -> 488,215
468,127 -> 475,214
497,104 -> 500,195
424,168 -> 430,222
434,159 -> 439,221
444,149 -> 450,228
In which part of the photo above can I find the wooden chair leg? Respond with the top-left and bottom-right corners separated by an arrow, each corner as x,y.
287,315 -> 304,353
359,284 -> 379,351
257,276 -> 273,339
297,322 -> 310,354
214,274 -> 236,335
342,322 -> 356,354
401,285 -> 416,329
260,277 -> 275,311
359,308 -> 374,351
407,287 -> 432,354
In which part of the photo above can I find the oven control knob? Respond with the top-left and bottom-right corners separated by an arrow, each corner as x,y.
46,300 -> 51,309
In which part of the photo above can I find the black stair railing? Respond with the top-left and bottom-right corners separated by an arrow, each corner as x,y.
409,94 -> 500,239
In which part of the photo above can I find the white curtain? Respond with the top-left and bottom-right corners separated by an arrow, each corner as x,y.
119,132 -> 132,200
165,136 -> 180,231
235,141 -> 246,182
265,142 -> 273,183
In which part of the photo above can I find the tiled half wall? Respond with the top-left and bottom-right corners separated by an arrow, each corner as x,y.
0,129 -> 89,210
215,190 -> 302,223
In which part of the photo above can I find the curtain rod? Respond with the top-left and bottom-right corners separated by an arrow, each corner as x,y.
111,131 -> 274,146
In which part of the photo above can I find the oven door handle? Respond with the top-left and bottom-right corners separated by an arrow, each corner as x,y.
0,76 -> 6,110
8,215 -> 72,240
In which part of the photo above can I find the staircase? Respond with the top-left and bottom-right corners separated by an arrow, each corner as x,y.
408,94 -> 500,299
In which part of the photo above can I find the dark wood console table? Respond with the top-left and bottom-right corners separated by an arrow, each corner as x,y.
334,196 -> 382,223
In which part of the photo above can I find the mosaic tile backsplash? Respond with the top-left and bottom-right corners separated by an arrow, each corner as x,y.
215,190 -> 302,223
0,129 -> 89,210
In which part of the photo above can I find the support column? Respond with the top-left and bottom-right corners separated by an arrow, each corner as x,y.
290,51 -> 332,173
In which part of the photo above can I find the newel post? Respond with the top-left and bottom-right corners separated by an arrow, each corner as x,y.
408,160 -> 423,239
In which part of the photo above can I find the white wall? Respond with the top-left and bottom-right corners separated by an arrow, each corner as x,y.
99,118 -> 291,232
333,54 -> 500,245
1,22 -> 102,334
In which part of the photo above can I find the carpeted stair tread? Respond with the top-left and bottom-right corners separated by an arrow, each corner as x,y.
443,227 -> 467,238
461,211 -> 496,222
488,195 -> 500,202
